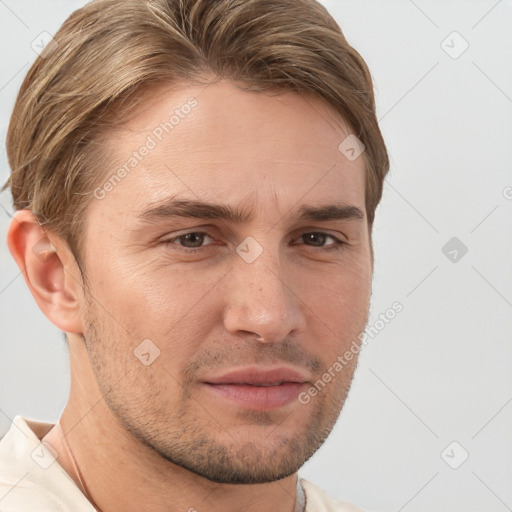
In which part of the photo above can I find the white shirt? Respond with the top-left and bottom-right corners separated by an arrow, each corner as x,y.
0,416 -> 363,512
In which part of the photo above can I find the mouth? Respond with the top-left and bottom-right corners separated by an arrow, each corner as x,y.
202,367 -> 310,410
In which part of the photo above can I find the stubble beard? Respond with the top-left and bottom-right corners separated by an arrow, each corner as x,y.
81,292 -> 362,484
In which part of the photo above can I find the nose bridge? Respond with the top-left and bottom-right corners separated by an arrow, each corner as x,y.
223,236 -> 305,341
242,248 -> 286,303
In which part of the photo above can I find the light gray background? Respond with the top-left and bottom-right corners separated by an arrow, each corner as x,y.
1,1 -> 511,511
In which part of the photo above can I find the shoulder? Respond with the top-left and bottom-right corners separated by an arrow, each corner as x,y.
301,478 -> 365,512
0,416 -> 95,512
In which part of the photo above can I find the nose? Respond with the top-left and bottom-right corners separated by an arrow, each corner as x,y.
222,247 -> 307,343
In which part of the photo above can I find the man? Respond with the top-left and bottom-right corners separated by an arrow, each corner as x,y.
0,0 -> 389,510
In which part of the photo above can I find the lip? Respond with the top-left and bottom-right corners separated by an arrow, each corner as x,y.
202,366 -> 310,410
203,366 -> 310,385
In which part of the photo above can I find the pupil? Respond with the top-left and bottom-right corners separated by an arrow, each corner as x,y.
307,233 -> 325,246
185,233 -> 202,247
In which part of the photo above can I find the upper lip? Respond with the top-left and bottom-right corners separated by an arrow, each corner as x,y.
203,366 -> 310,385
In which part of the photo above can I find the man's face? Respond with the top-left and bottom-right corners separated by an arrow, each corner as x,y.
78,80 -> 372,484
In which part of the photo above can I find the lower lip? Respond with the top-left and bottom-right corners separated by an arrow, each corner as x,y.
203,382 -> 306,410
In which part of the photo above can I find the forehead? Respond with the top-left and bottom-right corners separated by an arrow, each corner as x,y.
91,80 -> 366,221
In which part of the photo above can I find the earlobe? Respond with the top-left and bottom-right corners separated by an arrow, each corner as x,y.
7,210 -> 84,334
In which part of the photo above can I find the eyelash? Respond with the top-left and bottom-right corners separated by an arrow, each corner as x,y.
162,231 -> 346,253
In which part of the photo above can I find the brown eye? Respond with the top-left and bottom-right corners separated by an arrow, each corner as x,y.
298,232 -> 342,248
176,232 -> 206,248
164,232 -> 215,250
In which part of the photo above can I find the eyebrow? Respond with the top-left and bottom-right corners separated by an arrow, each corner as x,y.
138,198 -> 365,224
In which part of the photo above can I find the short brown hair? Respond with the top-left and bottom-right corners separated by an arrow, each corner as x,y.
4,0 -> 389,265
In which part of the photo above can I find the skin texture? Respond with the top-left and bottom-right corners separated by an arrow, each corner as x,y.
8,80 -> 373,512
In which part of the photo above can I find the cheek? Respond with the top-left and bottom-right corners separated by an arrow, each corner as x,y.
90,252 -> 206,316
296,262 -> 371,362
85,257 -> 226,368
300,257 -> 371,314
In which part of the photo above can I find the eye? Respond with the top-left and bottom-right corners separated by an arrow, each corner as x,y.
295,232 -> 345,250
162,230 -> 345,253
164,231 -> 215,250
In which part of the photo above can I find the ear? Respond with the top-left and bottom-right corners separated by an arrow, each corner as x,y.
7,210 -> 84,334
